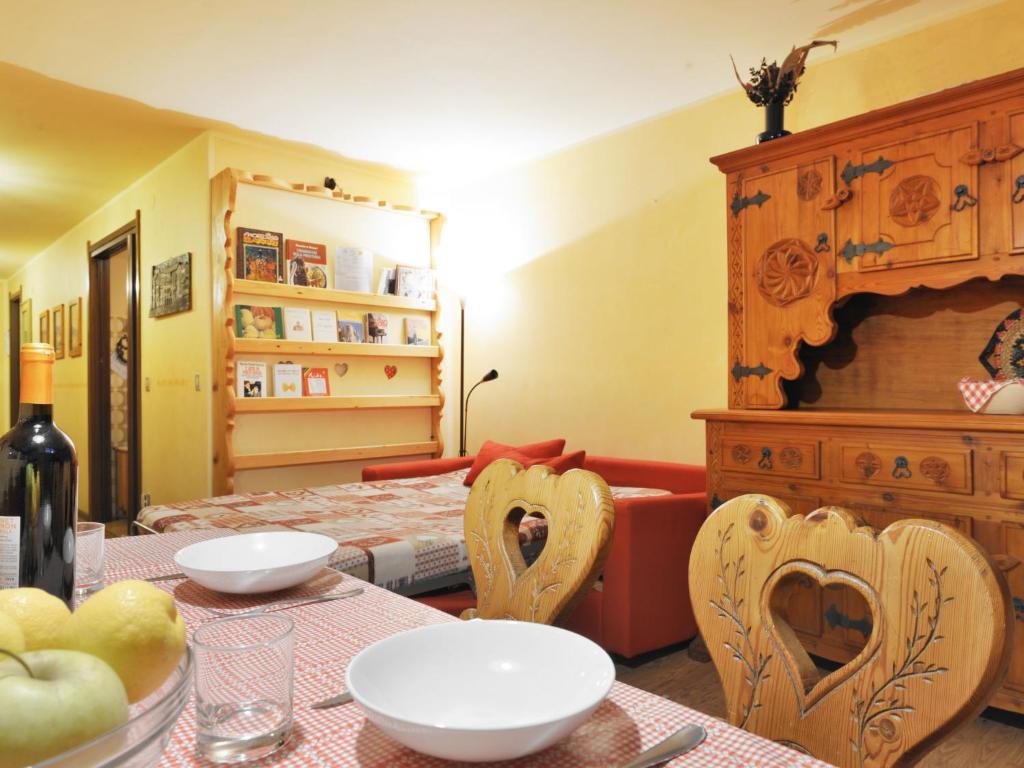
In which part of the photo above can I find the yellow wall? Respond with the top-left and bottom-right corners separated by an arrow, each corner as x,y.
422,0 -> 1024,465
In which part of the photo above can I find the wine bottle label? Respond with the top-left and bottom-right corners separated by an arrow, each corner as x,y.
0,516 -> 19,588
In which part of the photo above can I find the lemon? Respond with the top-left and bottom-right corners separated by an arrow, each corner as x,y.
0,612 -> 25,654
0,588 -> 70,650
59,580 -> 186,703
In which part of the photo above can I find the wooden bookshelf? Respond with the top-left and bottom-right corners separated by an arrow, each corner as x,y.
211,167 -> 445,494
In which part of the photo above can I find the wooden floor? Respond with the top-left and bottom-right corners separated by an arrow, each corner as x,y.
616,642 -> 1024,767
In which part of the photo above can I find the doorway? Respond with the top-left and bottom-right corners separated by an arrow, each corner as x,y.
8,288 -> 20,424
87,214 -> 141,526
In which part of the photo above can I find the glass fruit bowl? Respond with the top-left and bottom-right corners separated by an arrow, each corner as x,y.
36,648 -> 193,768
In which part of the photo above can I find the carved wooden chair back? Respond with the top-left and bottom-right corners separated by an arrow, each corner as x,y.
689,494 -> 1012,768
461,458 -> 615,625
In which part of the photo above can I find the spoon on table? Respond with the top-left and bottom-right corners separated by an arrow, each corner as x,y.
619,724 -> 706,768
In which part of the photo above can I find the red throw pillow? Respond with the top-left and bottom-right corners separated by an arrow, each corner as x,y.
507,450 -> 586,475
463,439 -> 566,486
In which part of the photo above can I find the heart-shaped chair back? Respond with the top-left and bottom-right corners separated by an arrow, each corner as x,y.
461,458 -> 615,626
689,494 -> 1012,768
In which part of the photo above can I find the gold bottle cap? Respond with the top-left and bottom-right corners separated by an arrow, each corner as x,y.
21,343 -> 55,363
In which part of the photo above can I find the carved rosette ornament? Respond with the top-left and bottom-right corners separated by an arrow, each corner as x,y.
754,238 -> 819,307
889,175 -> 941,227
856,451 -> 881,479
779,447 -> 803,470
797,169 -> 823,201
920,456 -> 951,484
731,444 -> 753,465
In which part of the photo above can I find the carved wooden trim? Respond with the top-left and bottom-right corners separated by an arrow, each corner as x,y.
855,451 -> 881,479
797,169 -> 823,201
779,447 -> 803,470
889,175 -> 942,227
920,456 -> 952,484
754,238 -> 820,307
731,444 -> 753,464
727,176 -> 745,408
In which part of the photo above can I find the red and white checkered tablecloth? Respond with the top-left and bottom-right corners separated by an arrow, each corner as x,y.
104,531 -> 832,767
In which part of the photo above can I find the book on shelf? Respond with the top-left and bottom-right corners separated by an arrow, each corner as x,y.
302,367 -> 330,397
273,363 -> 302,398
376,268 -> 395,295
311,310 -> 337,342
236,228 -> 283,283
237,361 -> 267,398
334,246 -> 373,293
285,240 -> 328,288
235,305 -> 284,339
283,307 -> 313,341
394,265 -> 435,301
404,316 -> 430,346
337,317 -> 365,344
366,312 -> 389,343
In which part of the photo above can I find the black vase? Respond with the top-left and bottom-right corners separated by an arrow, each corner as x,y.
758,101 -> 791,143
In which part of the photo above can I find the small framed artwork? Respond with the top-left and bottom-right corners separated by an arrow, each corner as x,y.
394,266 -> 435,301
68,298 -> 83,357
52,304 -> 65,359
39,309 -> 50,345
19,299 -> 32,345
150,253 -> 192,317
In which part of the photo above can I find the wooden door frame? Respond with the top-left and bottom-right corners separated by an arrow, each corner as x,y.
87,212 -> 142,524
8,287 -> 21,425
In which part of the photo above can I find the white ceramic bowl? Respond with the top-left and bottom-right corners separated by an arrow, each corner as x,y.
346,620 -> 615,762
982,381 -> 1024,415
174,532 -> 338,593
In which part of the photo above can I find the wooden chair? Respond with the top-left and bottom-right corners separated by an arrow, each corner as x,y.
689,494 -> 1012,768
461,458 -> 615,625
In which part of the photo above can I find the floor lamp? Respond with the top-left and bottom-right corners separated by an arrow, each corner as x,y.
459,299 -> 498,456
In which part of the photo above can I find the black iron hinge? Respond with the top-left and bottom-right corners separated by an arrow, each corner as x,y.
839,238 -> 893,263
730,189 -> 771,217
731,361 -> 772,381
840,156 -> 894,186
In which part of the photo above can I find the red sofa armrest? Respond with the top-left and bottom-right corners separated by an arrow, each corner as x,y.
362,456 -> 474,482
583,456 -> 705,495
594,491 -> 706,657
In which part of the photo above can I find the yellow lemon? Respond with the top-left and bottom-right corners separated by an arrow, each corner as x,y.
59,580 -> 186,703
0,612 -> 25,654
0,588 -> 70,650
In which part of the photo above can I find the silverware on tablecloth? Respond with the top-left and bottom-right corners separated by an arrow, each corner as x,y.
206,587 -> 365,618
309,690 -> 354,709
619,724 -> 706,768
145,572 -> 188,582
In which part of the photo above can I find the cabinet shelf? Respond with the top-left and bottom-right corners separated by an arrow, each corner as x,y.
235,395 -> 440,413
233,338 -> 439,358
233,279 -> 435,312
235,441 -> 439,470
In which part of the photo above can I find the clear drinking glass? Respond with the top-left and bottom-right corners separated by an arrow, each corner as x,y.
193,614 -> 294,764
74,521 -> 105,595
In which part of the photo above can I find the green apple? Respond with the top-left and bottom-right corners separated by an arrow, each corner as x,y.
0,649 -> 129,768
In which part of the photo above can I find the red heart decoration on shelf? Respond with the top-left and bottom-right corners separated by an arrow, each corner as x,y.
384,365 -> 398,379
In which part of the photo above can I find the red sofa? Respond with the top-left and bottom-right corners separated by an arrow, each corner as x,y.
363,454 -> 707,658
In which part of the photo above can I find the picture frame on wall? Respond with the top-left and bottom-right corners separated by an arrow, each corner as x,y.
52,305 -> 65,359
68,297 -> 83,357
150,252 -> 192,318
19,299 -> 32,346
39,309 -> 50,345
394,266 -> 435,301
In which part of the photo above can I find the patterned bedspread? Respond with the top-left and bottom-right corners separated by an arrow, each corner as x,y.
137,469 -> 669,593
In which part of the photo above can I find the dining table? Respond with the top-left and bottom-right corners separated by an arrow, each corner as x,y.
106,529 -> 833,767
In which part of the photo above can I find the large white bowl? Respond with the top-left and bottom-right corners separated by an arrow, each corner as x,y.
346,620 -> 615,762
174,532 -> 338,593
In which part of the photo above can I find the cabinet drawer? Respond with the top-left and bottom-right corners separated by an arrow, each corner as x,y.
721,437 -> 820,479
1004,452 -> 1024,501
838,442 -> 973,495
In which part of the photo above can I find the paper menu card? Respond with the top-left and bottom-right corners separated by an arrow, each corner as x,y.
334,246 -> 373,293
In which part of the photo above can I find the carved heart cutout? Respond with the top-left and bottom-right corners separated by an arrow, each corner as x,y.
334,363 -> 349,377
384,365 -> 397,379
761,561 -> 882,712
689,496 -> 1010,766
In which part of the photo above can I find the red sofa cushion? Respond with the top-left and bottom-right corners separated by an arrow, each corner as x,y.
505,449 -> 586,475
463,439 -> 566,486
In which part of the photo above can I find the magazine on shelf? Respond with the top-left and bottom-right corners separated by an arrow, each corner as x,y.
337,317 -> 365,344
366,312 -> 389,343
236,228 -> 283,283
285,240 -> 328,288
334,246 -> 373,293
235,305 -> 283,339
302,367 -> 331,397
283,307 -> 313,341
237,361 -> 267,398
311,310 -> 337,342
404,316 -> 430,346
273,363 -> 302,398
394,265 -> 435,301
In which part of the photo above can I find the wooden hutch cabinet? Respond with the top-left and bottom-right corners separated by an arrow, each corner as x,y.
693,68 -> 1024,714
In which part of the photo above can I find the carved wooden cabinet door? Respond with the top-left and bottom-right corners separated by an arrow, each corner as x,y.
1006,110 -> 1024,254
993,522 -> 1024,698
728,158 -> 836,408
838,123 -> 978,272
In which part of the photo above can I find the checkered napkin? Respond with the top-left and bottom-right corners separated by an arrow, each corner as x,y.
959,376 -> 1024,412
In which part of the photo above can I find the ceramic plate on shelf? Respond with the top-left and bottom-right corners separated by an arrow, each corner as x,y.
346,620 -> 615,762
174,531 -> 337,593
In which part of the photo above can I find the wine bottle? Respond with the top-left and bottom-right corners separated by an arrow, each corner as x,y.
0,343 -> 78,606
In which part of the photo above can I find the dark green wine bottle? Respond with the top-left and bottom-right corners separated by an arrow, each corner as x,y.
0,343 -> 78,606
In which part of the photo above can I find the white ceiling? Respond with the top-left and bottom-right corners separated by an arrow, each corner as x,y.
0,0 -> 1004,179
